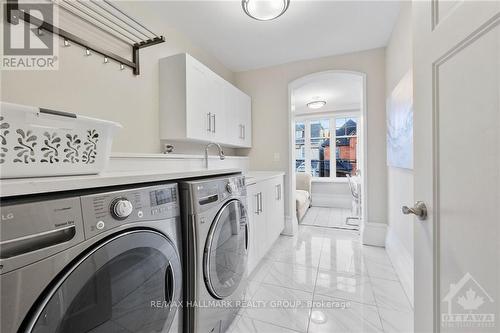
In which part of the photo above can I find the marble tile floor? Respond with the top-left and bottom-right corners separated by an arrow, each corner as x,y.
300,207 -> 360,230
227,225 -> 413,333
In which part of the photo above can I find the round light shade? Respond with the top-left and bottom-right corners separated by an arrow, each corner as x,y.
242,0 -> 290,21
307,100 -> 327,109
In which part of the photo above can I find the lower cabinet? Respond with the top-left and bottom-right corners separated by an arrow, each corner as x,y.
247,174 -> 285,274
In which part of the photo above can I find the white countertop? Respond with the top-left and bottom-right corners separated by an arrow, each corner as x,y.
245,171 -> 285,185
0,168 -> 242,198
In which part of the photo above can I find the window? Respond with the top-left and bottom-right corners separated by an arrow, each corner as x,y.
294,115 -> 358,179
295,122 -> 305,172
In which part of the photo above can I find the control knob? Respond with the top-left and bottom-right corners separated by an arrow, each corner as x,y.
111,198 -> 133,220
226,183 -> 237,194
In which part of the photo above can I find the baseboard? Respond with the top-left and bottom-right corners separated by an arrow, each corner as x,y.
282,215 -> 297,236
311,193 -> 352,209
386,227 -> 414,307
361,221 -> 387,247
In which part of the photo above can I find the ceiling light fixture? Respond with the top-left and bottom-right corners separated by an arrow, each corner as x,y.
307,100 -> 327,110
242,0 -> 290,21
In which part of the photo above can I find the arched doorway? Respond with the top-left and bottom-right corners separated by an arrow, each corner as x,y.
287,70 -> 368,232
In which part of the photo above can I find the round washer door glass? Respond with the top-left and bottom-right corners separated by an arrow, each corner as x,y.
204,199 -> 248,299
25,230 -> 182,333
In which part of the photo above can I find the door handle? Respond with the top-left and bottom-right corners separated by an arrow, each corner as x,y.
0,225 -> 76,259
402,201 -> 428,220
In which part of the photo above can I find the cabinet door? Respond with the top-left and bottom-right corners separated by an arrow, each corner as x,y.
210,76 -> 226,143
246,184 -> 261,274
186,61 -> 213,141
224,83 -> 244,146
239,92 -> 252,148
265,177 -> 285,247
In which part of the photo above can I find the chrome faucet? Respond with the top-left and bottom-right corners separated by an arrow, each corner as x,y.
205,142 -> 225,169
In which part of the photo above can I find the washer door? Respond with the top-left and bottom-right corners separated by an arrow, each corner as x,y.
24,230 -> 182,333
204,199 -> 248,300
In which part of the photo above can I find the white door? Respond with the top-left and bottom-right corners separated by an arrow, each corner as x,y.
413,2 -> 499,332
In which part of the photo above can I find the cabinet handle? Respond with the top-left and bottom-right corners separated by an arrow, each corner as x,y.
259,192 -> 263,213
276,184 -> 280,200
240,124 -> 244,139
243,125 -> 245,140
255,193 -> 260,214
207,112 -> 212,132
212,114 -> 216,133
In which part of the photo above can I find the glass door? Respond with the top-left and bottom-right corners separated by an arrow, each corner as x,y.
25,230 -> 182,333
204,199 -> 248,299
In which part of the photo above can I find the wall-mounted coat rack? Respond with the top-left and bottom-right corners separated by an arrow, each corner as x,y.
6,0 -> 165,75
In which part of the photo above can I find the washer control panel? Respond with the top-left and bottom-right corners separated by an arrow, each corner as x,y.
81,183 -> 179,239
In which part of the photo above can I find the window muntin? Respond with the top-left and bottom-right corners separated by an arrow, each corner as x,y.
295,122 -> 305,172
310,119 -> 330,177
295,115 -> 358,179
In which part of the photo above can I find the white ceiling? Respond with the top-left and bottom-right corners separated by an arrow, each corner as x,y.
292,72 -> 363,114
136,0 -> 400,72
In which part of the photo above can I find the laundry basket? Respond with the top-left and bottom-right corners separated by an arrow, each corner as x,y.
0,102 -> 122,179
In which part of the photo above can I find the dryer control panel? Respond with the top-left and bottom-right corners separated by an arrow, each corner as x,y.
81,183 -> 179,239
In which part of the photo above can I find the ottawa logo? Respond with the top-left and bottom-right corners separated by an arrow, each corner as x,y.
442,272 -> 495,329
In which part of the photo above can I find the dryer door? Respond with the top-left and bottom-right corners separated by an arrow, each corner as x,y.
204,199 -> 248,299
23,230 -> 182,333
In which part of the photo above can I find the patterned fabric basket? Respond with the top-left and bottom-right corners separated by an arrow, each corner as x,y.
0,102 -> 122,179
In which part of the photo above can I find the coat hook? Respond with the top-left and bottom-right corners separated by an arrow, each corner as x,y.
63,39 -> 70,47
120,64 -> 125,70
104,57 -> 109,64
85,49 -> 91,56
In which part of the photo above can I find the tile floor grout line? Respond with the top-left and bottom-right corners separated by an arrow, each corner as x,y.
381,252 -> 415,311
366,258 -> 388,333
306,236 -> 323,333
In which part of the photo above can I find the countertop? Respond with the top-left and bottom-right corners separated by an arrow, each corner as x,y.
0,168 -> 242,198
245,171 -> 285,185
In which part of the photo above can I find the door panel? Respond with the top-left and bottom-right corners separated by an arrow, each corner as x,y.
437,24 -> 499,333
413,2 -> 499,332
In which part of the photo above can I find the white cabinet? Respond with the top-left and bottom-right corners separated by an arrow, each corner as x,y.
247,174 -> 284,274
225,83 -> 252,147
159,53 -> 251,148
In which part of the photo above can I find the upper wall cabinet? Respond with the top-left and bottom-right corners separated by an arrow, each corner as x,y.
159,53 -> 252,148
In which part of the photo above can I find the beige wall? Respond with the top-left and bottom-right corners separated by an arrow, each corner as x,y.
235,48 -> 387,225
0,9 -> 234,154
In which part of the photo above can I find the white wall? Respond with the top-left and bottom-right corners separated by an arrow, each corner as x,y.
235,48 -> 387,232
384,1 -> 414,306
0,5 -> 236,155
311,181 -> 351,209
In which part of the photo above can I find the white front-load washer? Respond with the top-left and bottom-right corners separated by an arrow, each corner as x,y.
179,174 -> 248,333
0,183 -> 183,333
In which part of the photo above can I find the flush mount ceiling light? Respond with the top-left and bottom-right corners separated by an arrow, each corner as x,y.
307,100 -> 327,110
242,0 -> 290,21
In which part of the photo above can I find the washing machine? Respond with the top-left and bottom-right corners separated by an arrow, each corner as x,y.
179,174 -> 248,333
0,183 -> 183,333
